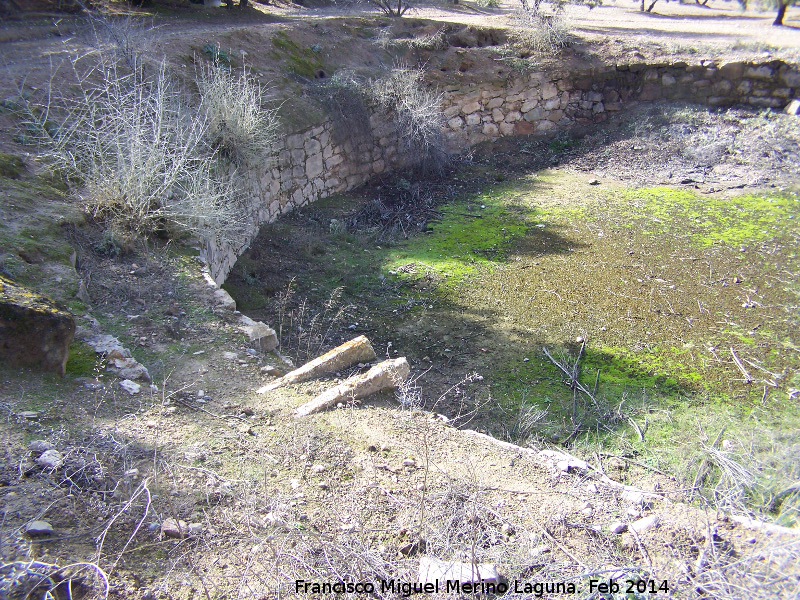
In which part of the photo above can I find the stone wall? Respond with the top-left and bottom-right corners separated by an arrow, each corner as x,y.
201,59 -> 799,285
439,60 -> 799,148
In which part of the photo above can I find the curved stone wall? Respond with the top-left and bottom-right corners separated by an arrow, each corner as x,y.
202,59 -> 799,286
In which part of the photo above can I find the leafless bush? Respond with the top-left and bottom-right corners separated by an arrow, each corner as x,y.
196,59 -> 279,168
366,0 -> 416,17
311,69 -> 372,154
371,66 -> 448,175
39,54 -> 247,242
374,28 -> 449,52
512,8 -> 574,54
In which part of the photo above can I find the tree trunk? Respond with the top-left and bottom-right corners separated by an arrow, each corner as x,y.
773,1 -> 787,25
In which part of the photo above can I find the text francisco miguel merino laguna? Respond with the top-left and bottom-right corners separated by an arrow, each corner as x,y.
295,579 -> 579,596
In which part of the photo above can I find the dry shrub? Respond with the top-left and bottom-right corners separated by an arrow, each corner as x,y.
512,9 -> 574,54
43,55 -> 244,242
371,66 -> 448,175
196,59 -> 279,168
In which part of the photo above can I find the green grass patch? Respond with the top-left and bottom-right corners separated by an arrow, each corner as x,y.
65,341 -> 100,378
616,187 -> 800,248
384,191 -> 531,283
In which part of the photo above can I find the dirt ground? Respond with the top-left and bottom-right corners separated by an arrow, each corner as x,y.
1,3 -> 800,599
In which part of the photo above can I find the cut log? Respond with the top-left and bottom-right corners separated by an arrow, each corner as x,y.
257,335 -> 376,393
295,357 -> 410,416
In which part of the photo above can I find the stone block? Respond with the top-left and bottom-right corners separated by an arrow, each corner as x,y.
448,116 -> 464,130
643,69 -> 659,82
521,99 -> 538,113
487,97 -> 505,109
306,153 -> 323,179
738,80 -> 753,94
662,73 -> 676,86
443,105 -> 461,118
547,109 -> 564,121
304,138 -> 321,155
544,97 -> 560,110
712,80 -> 732,95
461,101 -> 481,115
523,107 -> 543,121
504,110 -> 522,123
499,122 -> 515,136
639,84 -> 662,101
482,123 -> 499,137
492,108 -> 504,122
718,61 -> 745,79
465,112 -> 481,126
0,276 -> 75,376
296,357 -> 409,416
325,153 -> 344,169
260,334 -> 375,390
541,82 -> 558,100
744,64 -> 774,80
287,134 -> 305,149
779,66 -> 800,88
514,120 -> 535,135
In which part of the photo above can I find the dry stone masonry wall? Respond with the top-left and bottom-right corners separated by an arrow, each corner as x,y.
202,59 -> 799,285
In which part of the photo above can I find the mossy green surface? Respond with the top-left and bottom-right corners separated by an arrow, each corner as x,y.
0,153 -> 24,178
65,341 -> 100,377
615,187 -> 800,248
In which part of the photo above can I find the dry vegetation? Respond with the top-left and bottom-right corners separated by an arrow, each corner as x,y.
0,3 -> 799,600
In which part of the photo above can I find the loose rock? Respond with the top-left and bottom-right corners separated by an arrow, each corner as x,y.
29,440 -> 54,453
119,379 -> 141,395
295,357 -> 410,416
24,520 -> 54,538
238,315 -> 278,351
419,557 -> 499,586
610,522 -> 627,534
161,519 -> 189,538
629,514 -> 660,534
259,335 -> 377,394
36,449 -> 63,469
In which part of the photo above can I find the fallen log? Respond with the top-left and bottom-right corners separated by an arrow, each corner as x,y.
295,358 -> 410,416
256,335 -> 376,394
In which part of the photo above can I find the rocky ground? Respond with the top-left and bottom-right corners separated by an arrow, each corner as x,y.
1,3 -> 800,599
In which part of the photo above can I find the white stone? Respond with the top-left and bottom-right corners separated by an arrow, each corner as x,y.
482,123 -> 499,137
610,522 -> 627,534
295,357 -> 410,416
447,116 -> 464,130
785,99 -> 800,116
36,449 -> 64,469
213,288 -> 236,311
259,336 -> 376,393
629,514 -> 659,534
306,153 -> 323,179
465,113 -> 481,126
119,379 -> 141,395
239,315 -> 278,351
25,520 -> 54,537
541,82 -> 558,100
